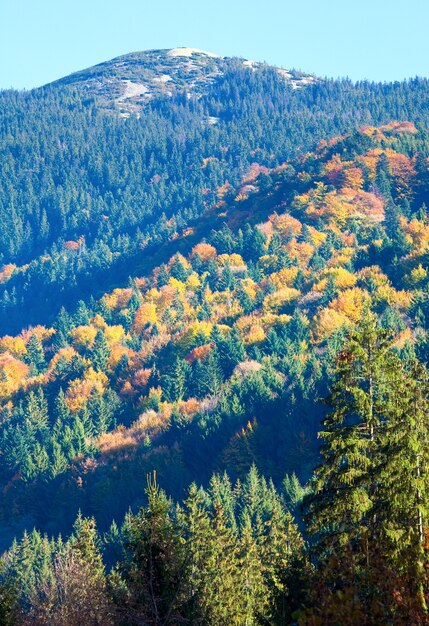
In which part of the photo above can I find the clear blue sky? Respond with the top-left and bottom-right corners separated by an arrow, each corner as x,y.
2,0 -> 428,89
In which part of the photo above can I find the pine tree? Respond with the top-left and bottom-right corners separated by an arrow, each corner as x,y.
49,440 -> 68,478
25,388 -> 49,430
197,297 -> 212,321
162,357 -> 190,402
268,231 -> 282,256
121,476 -> 186,625
180,483 -> 213,623
242,224 -> 266,262
91,329 -> 111,372
54,307 -> 72,348
74,300 -> 91,325
217,327 -> 246,377
288,309 -> 309,344
375,152 -> 393,200
54,388 -> 71,425
193,351 -> 223,398
68,513 -> 105,577
0,562 -> 17,626
25,334 -> 46,375
219,263 -> 235,291
303,313 -> 401,569
376,360 -> 429,612
28,514 -> 114,625
200,501 -> 243,625
303,314 -> 429,619
238,513 -> 267,625
170,255 -> 188,282
321,273 -> 338,306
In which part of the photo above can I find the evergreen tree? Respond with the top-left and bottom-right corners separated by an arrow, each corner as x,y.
74,300 -> 91,326
121,476 -> 186,625
25,334 -> 46,375
303,314 -> 429,620
25,388 -> 49,430
375,152 -> 393,200
197,297 -> 212,321
157,264 -> 170,287
91,330 -> 111,372
193,351 -> 223,398
376,360 -> 429,612
242,224 -> 266,262
53,388 -> 71,425
162,357 -> 191,402
216,327 -> 246,377
304,313 -> 400,560
170,255 -> 188,282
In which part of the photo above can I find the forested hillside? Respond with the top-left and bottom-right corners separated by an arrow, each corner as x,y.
0,49 -> 429,624
2,49 -> 429,333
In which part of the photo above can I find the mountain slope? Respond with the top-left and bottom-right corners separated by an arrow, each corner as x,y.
47,47 -> 315,116
2,62 -> 429,335
0,122 -> 429,545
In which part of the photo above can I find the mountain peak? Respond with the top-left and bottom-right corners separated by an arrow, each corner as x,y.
45,47 -> 315,117
166,47 -> 222,58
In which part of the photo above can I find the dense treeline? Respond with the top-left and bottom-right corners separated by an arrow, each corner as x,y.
2,63 -> 429,332
1,467 -> 306,625
0,315 -> 428,625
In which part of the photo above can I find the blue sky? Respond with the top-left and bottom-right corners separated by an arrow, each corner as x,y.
1,0 -> 428,89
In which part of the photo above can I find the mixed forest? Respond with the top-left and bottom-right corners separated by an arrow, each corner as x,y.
0,50 -> 428,624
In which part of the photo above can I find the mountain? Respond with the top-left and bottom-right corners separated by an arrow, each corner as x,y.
1,48 -> 429,621
2,55 -> 429,337
47,47 -> 316,116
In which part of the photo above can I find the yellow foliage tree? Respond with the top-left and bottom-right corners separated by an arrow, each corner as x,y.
103,288 -> 133,311
269,213 -> 302,240
186,273 -> 201,290
245,325 -> 266,345
407,264 -> 428,286
168,277 -> 186,293
178,321 -> 213,352
218,253 -> 246,267
91,314 -> 107,329
263,287 -> 300,312
66,368 -> 108,412
315,308 -> 350,341
191,242 -> 217,260
48,346 -> 79,371
70,325 -> 98,350
0,336 -> 27,357
316,268 -> 357,291
132,303 -> 158,334
330,287 -> 369,322
22,325 -> 55,345
0,353 -> 30,399
104,325 -> 126,346
270,267 -> 299,289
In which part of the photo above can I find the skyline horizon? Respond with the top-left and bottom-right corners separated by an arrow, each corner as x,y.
2,0 -> 428,90
4,44 -> 429,92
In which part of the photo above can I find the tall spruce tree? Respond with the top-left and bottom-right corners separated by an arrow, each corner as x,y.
375,359 -> 429,613
91,330 -> 110,372
302,313 -> 429,621
304,313 -> 400,559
